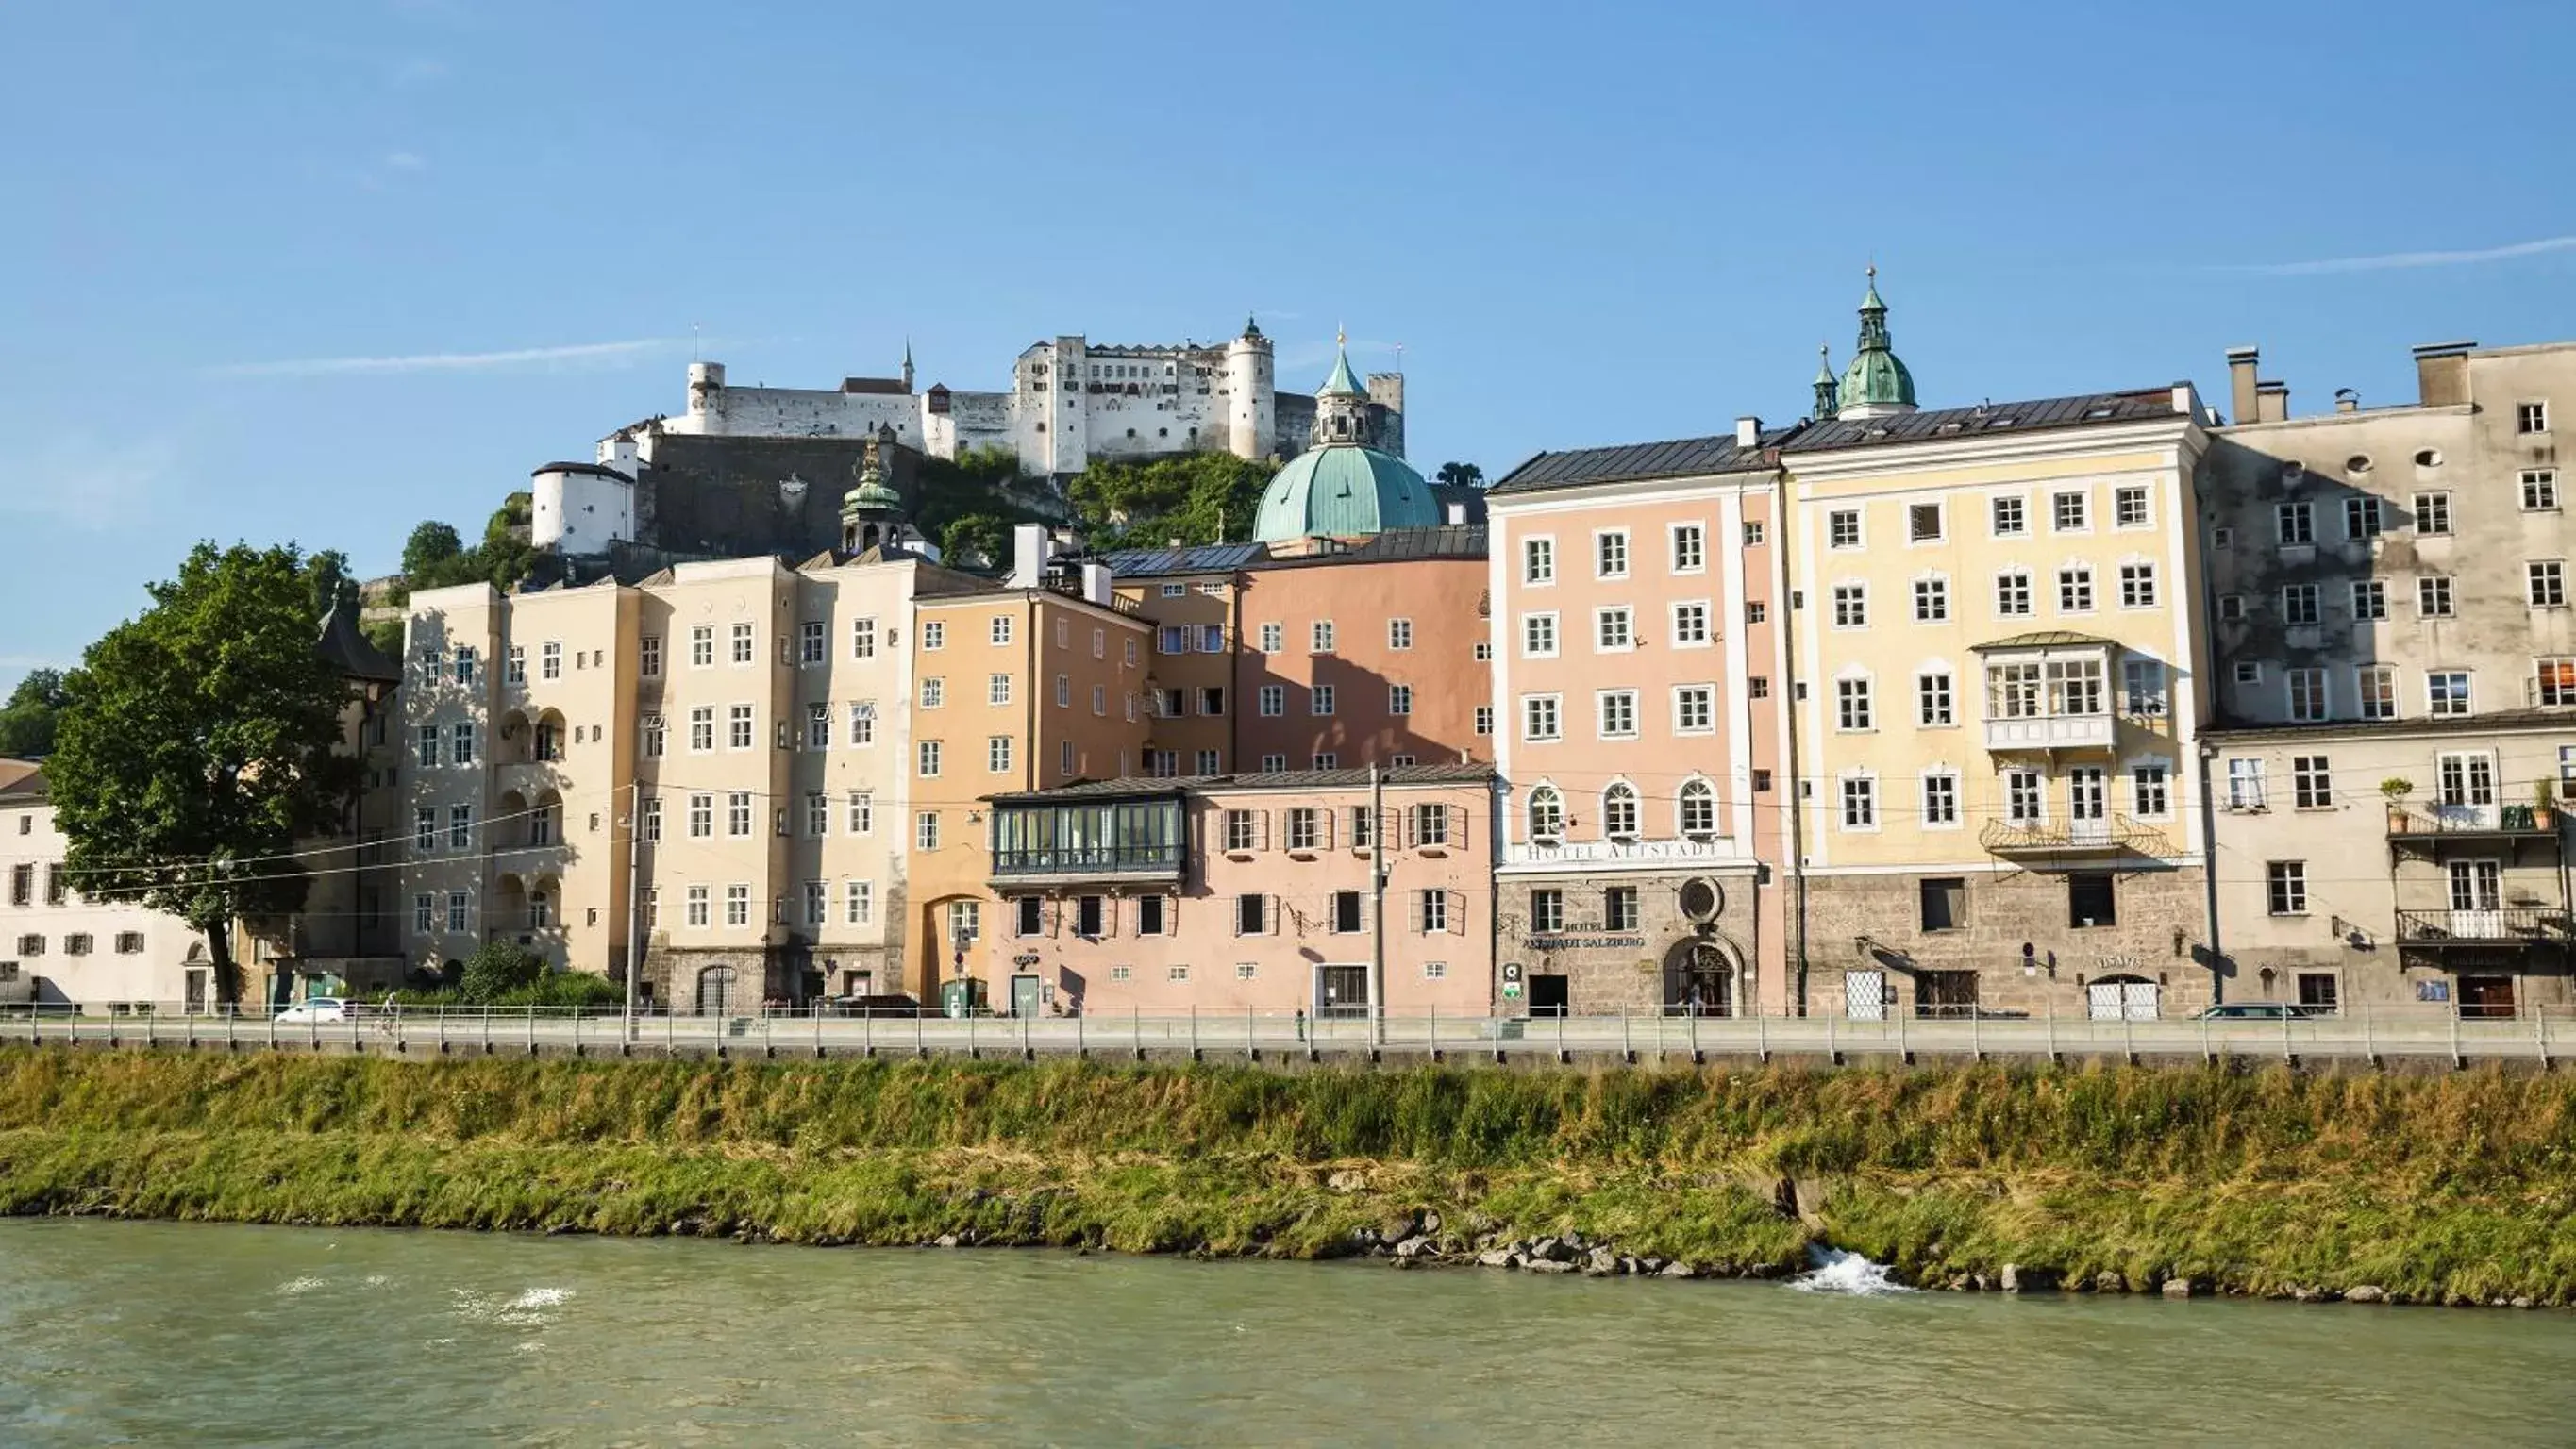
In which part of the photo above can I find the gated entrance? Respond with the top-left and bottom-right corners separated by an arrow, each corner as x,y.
2086,975 -> 2159,1020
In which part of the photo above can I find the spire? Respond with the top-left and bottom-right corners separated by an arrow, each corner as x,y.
1319,330 -> 1366,398
1836,265 -> 1917,418
1242,312 -> 1263,341
1813,342 -> 1840,421
1312,326 -> 1375,446
901,339 -> 914,393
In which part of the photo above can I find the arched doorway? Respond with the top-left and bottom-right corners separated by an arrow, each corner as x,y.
695,964 -> 739,1016
1662,936 -> 1739,1017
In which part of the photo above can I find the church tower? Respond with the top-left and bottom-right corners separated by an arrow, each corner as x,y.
1812,343 -> 1840,421
1835,267 -> 1918,420
840,426 -> 912,555
1311,332 -> 1375,447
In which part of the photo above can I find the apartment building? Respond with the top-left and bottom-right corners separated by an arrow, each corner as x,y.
0,768 -> 210,1009
1782,280 -> 2215,1020
978,764 -> 1494,1017
1486,423 -> 1792,1017
2200,341 -> 2576,1014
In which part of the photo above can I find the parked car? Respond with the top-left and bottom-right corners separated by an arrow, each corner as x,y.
2193,1002 -> 2312,1021
276,997 -> 349,1024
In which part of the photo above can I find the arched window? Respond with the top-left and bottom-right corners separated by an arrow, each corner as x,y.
1679,779 -> 1716,840
1528,785 -> 1564,841
529,891 -> 552,929
1602,783 -> 1640,841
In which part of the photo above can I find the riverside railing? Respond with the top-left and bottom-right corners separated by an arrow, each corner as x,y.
2,1000 -> 2571,1068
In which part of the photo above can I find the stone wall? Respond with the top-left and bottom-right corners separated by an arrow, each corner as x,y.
1496,868 -> 1765,1017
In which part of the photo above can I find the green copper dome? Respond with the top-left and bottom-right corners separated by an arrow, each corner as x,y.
1836,267 -> 1917,415
1253,445 -> 1440,541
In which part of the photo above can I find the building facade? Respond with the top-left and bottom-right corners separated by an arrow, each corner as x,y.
0,770 -> 211,1010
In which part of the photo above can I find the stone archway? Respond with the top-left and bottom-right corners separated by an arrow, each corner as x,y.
1662,933 -> 1744,1018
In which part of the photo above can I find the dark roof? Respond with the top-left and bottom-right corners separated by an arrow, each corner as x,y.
316,605 -> 400,684
1256,525 -> 1486,568
841,377 -> 908,395
1784,388 -> 2187,454
1490,430 -> 1793,496
2203,708 -> 2576,746
529,460 -> 634,482
986,761 -> 1492,804
1099,541 -> 1268,578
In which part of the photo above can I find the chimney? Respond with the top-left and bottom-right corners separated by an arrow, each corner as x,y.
1734,415 -> 1762,448
2225,346 -> 2259,425
2256,380 -> 2290,424
1007,523 -> 1051,589
2334,388 -> 2360,414
2413,341 -> 2475,408
1445,501 -> 1467,525
1080,561 -> 1112,606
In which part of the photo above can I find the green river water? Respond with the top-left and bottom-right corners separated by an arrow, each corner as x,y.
2,1218 -> 2569,1445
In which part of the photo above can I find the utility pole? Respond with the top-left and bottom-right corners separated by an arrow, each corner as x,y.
624,782 -> 644,1041
1369,764 -> 1387,1048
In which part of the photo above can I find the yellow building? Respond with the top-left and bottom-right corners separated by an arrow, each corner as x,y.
1784,277 -> 2215,1019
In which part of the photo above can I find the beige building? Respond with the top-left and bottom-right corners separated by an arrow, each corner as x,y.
0,768 -> 212,1010
2200,340 -> 2576,1014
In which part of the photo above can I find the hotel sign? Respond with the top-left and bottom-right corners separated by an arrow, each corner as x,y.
1506,838 -> 1733,868
1527,935 -> 1646,951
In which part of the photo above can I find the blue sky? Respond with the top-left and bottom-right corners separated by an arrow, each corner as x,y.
6,0 -> 2573,690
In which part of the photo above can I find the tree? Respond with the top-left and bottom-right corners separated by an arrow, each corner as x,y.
460,941 -> 545,1004
306,548 -> 360,621
1435,461 -> 1485,491
0,669 -> 67,758
1070,452 -> 1276,549
45,543 -> 363,1005
401,521 -> 463,579
939,512 -> 1014,569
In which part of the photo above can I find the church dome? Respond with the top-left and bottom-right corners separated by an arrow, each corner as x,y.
1835,268 -> 1918,417
1254,445 -> 1440,541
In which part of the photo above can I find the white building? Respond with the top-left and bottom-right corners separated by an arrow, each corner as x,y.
0,765 -> 214,1011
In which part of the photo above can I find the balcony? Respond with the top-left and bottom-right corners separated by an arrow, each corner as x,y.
1982,712 -> 2116,753
1979,814 -> 2172,858
989,842 -> 1183,884
2394,908 -> 2570,948
2385,806 -> 2561,841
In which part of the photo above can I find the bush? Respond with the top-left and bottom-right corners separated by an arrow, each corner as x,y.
459,943 -> 545,1004
493,971 -> 624,1008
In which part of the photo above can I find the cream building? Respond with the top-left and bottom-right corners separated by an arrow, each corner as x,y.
1784,277 -> 2216,1020
0,768 -> 212,1010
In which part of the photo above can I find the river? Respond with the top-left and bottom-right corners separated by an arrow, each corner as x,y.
3,1220 -> 2568,1445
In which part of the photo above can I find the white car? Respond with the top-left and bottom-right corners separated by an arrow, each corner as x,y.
276,997 -> 349,1024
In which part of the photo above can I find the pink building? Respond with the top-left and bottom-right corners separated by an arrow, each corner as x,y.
973,764 -> 1495,1017
1484,423 -> 1794,1016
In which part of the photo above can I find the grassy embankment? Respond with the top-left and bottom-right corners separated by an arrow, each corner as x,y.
1,1049 -> 2572,1305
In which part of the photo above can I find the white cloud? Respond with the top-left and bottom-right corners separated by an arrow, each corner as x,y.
2239,234 -> 2576,276
210,338 -> 685,378
1,437 -> 179,531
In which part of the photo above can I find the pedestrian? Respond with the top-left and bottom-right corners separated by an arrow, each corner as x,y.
1296,1007 -> 1308,1043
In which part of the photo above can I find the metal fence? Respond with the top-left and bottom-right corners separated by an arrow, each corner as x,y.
2,999 -> 2571,1067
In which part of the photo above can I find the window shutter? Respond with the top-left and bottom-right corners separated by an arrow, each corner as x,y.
1258,810 -> 1273,850
1402,808 -> 1419,849
1410,891 -> 1425,933
1449,890 -> 1467,935
1318,809 -> 1335,850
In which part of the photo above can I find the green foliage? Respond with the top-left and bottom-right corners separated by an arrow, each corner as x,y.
304,549 -> 360,621
0,668 -> 67,758
497,970 -> 624,1008
459,942 -> 545,1004
400,522 -> 462,578
43,544 -> 364,1002
360,618 -> 406,658
909,446 -> 1040,570
398,495 -> 541,595
1068,452 -> 1276,549
1434,461 -> 1485,491
937,513 -> 1014,569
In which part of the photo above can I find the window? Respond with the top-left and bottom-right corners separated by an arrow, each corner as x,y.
1253,683 -> 1285,718
642,796 -> 662,842
448,803 -> 473,850
1390,685 -> 1413,715
1919,877 -> 1967,931
1831,584 -> 1866,628
499,644 -> 524,685
2282,583 -> 2320,626
915,812 -> 941,850
1158,625 -> 1187,657
1283,808 -> 1320,852
920,621 -> 945,651
2006,769 -> 2044,824
1475,705 -> 1494,736
2533,560 -> 2568,608
449,723 -> 476,766
1913,576 -> 1948,623
447,891 -> 471,933
2227,758 -> 2267,810
1527,786 -> 1564,841
414,807 -> 435,851
1603,886 -> 1639,931
1262,754 -> 1286,772
2119,563 -> 2158,608
2356,666 -> 2397,720
728,623 -> 755,665
2052,491 -> 2088,532
1255,622 -> 1283,654
2277,501 -> 2314,545
1908,503 -> 1944,542
920,676 -> 945,709
2415,492 -> 2451,535
1921,773 -> 1959,826
688,793 -> 713,838
689,625 -> 715,667
2057,565 -> 2094,612
2524,470 -> 2560,511
1388,618 -> 1413,649
2067,874 -> 2116,928
1597,606 -> 1634,649
1531,889 -> 1564,933
2114,485 -> 2149,527
2292,754 -> 2333,808
1674,684 -> 1714,734
1596,530 -> 1629,577
844,879 -> 874,927
2267,862 -> 2309,916
416,724 -> 440,768
2132,763 -> 2170,818
988,736 -> 1013,774
2418,575 -> 2454,617
2212,526 -> 2235,549
1601,783 -> 1639,839
1996,570 -> 2032,616
1679,779 -> 1716,838
2344,495 -> 2384,540
728,791 -> 753,836
2428,671 -> 2472,717
1137,895 -> 1168,936
1475,641 -> 1492,661
2219,594 -> 2247,622
535,641 -> 560,681
1671,524 -> 1705,572
2116,658 -> 2166,718
989,613 -> 1015,646
1523,612 -> 1559,656
847,701 -> 876,746
1312,621 -> 1336,653
1744,520 -> 1766,546
1523,694 -> 1561,741
413,893 -> 434,935
728,704 -> 755,750
1828,509 -> 1862,549
846,791 -> 873,836
1991,496 -> 2026,536
1916,671 -> 1952,726
1598,690 -> 1638,739
1524,537 -> 1554,584
2518,401 -> 2550,435
1836,675 -> 1874,731
1054,675 -> 1069,708
682,886 -> 710,929
1311,685 -> 1335,716
1411,803 -> 1452,848
2538,658 -> 2576,708
2351,580 -> 2386,620
1235,893 -> 1269,935
1840,776 -> 1876,828
1410,889 -> 1452,934
725,884 -> 751,927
